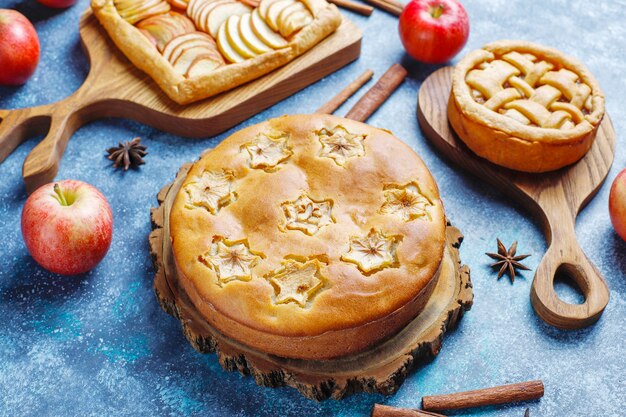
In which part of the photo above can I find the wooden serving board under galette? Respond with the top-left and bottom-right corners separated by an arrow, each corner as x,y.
0,6 -> 361,193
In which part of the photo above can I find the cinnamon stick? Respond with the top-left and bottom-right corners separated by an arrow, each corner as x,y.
345,63 -> 407,122
361,0 -> 403,16
316,69 -> 374,114
371,404 -> 446,417
328,0 -> 374,15
422,380 -> 545,411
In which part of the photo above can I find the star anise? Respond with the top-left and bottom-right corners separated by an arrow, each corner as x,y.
106,137 -> 147,171
486,239 -> 531,283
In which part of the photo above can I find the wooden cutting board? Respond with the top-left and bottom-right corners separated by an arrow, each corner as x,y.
150,162 -> 473,400
418,67 -> 615,330
0,10 -> 362,193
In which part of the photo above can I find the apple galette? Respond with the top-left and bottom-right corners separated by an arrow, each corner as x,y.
448,40 -> 605,172
169,114 -> 447,360
91,0 -> 341,104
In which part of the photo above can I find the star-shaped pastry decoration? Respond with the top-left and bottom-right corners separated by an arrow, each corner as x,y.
486,239 -> 531,283
281,194 -> 334,235
184,170 -> 236,215
200,239 -> 262,285
380,182 -> 432,222
268,259 -> 326,307
341,229 -> 399,273
242,132 -> 292,170
317,125 -> 366,166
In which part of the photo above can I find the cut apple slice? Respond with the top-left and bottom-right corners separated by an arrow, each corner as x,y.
164,32 -> 208,60
265,0 -> 295,32
276,1 -> 306,29
116,0 -> 170,24
250,8 -> 288,49
217,22 -> 245,63
225,15 -> 257,58
163,32 -> 223,65
257,0 -> 281,20
238,0 -> 259,7
137,12 -> 195,52
199,0 -> 234,33
207,1 -> 251,37
186,0 -> 203,20
172,46 -> 214,75
239,13 -> 272,54
168,0 -> 188,9
279,9 -> 312,37
186,56 -> 222,77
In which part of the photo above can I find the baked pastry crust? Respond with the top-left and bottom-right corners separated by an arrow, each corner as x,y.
169,114 -> 447,360
449,40 -> 605,172
91,0 -> 341,105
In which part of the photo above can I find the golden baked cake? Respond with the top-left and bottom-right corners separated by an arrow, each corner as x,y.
448,40 -> 605,172
169,114 -> 446,360
91,0 -> 341,104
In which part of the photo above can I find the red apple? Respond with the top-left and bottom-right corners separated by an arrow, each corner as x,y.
609,168 -> 626,242
0,9 -> 40,86
36,0 -> 78,9
21,180 -> 113,275
399,0 -> 469,64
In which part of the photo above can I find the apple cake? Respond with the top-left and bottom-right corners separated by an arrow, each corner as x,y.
448,40 -> 605,172
169,114 -> 447,360
91,0 -> 341,104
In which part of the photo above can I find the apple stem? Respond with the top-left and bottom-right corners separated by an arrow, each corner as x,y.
430,3 -> 445,18
53,183 -> 69,206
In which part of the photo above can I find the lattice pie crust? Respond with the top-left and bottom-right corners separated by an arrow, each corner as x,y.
449,40 -> 605,172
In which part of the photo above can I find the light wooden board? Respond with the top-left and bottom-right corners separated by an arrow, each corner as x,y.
0,10 -> 362,193
149,162 -> 473,401
418,67 -> 615,330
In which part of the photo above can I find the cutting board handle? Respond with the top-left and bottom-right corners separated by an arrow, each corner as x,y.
0,80 -> 107,193
531,195 -> 610,329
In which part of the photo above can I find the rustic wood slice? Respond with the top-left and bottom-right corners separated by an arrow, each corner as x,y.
149,160 -> 473,401
417,67 -> 615,330
0,10 -> 362,194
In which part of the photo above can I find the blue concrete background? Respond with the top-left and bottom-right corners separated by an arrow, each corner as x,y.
0,0 -> 624,415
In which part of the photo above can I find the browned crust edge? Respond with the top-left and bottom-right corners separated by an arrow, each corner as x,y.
149,163 -> 473,401
91,0 -> 342,105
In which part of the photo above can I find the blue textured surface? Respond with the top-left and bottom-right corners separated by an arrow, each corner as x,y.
0,0 -> 625,415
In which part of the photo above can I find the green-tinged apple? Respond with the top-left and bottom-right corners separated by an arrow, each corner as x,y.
217,21 -> 245,62
0,9 -> 40,86
251,8 -> 287,49
21,180 -> 113,275
225,15 -> 256,58
207,1 -> 250,37
239,13 -> 271,54
609,168 -> 626,242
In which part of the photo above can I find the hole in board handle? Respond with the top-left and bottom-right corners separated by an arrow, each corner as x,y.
553,263 -> 587,305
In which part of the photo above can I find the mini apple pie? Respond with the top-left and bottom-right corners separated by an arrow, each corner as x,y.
169,114 -> 447,360
91,0 -> 341,104
448,40 -> 605,172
